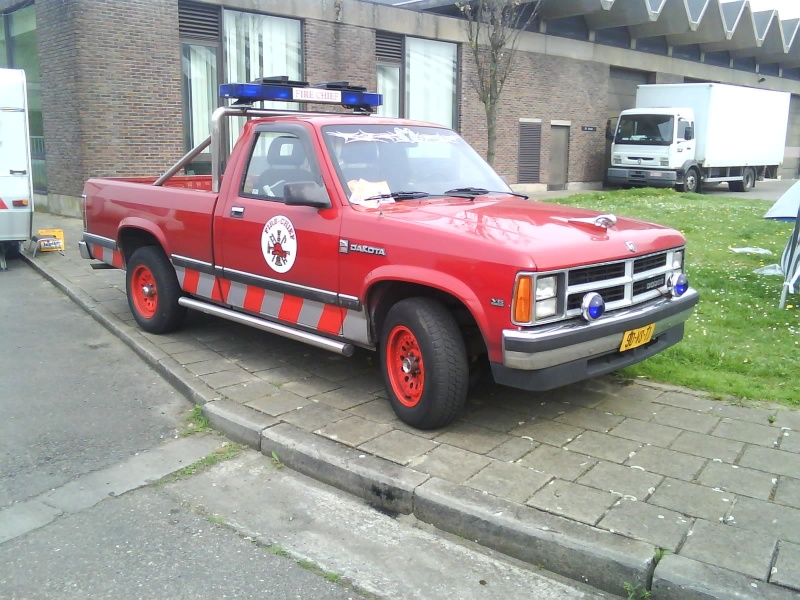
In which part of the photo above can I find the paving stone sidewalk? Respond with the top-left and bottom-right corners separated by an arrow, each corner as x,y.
19,212 -> 800,599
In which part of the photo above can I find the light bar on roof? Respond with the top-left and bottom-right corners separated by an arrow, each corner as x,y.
219,78 -> 382,111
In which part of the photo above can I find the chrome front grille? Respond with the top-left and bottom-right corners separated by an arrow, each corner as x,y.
564,250 -> 676,318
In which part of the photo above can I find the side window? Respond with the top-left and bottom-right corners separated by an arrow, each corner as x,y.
241,131 -> 319,200
678,119 -> 691,140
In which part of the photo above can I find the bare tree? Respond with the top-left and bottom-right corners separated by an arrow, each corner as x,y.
458,0 -> 542,166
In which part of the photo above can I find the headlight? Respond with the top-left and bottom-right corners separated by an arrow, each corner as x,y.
536,276 -> 556,300
672,250 -> 684,270
534,275 -> 558,319
613,155 -> 622,165
660,157 -> 669,166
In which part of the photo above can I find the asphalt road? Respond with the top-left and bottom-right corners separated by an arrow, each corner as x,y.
0,260 -> 186,507
0,260 -> 610,599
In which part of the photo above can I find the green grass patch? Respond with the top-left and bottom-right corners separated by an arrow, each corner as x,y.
169,442 -> 244,480
548,187 -> 798,406
181,405 -> 212,436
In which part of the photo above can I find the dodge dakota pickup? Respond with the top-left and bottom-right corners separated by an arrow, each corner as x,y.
81,78 -> 698,429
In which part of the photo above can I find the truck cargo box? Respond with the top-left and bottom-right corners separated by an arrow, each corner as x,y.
635,83 -> 790,169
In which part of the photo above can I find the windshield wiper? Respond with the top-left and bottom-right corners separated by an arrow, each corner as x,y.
362,191 -> 430,202
444,187 -> 529,199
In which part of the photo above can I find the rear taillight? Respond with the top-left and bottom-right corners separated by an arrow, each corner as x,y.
12,199 -> 29,207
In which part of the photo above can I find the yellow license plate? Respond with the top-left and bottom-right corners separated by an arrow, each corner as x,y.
619,323 -> 655,352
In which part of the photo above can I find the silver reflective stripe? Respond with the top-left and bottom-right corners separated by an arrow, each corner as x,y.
226,281 -> 248,308
261,290 -> 283,316
342,310 -> 370,346
297,300 -> 325,329
196,272 -> 216,298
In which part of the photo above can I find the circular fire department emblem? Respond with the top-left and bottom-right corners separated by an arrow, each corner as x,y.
261,215 -> 297,274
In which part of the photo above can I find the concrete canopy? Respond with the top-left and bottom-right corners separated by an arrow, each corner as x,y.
388,0 -> 800,75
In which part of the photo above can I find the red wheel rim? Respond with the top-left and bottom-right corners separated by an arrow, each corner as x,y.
131,264 -> 158,319
386,325 -> 425,407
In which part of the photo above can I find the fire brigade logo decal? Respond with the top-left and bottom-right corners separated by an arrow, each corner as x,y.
261,215 -> 297,273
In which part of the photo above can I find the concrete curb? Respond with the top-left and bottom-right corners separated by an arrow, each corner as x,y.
652,554 -> 799,600
24,250 -> 765,599
260,423 -> 428,516
413,477 -> 654,595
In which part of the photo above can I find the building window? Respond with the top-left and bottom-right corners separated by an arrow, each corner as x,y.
223,10 -> 302,148
182,43 -> 218,153
178,3 -> 302,172
375,33 -> 457,129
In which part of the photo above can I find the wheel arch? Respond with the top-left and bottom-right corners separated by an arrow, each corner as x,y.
117,218 -> 169,265
364,269 -> 489,359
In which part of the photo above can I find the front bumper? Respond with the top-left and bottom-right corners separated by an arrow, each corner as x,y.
491,289 -> 699,391
607,167 -> 678,188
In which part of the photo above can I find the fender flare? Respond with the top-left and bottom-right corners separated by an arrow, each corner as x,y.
117,217 -> 170,259
363,265 -> 492,352
678,160 -> 700,175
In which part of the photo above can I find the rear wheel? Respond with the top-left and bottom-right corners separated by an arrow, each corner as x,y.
1,241 -> 22,260
380,298 -> 468,430
730,167 -> 755,192
126,246 -> 186,334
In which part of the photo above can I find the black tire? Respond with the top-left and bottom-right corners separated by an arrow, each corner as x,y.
126,246 -> 186,334
730,168 -> 755,193
2,241 -> 22,259
677,167 -> 700,193
380,298 -> 468,430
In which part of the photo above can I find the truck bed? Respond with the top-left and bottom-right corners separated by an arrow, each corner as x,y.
83,177 -> 218,264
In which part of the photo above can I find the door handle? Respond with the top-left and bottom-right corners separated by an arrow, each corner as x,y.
230,206 -> 245,218
10,169 -> 27,175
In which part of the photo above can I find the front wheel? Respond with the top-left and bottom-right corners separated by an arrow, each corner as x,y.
380,298 -> 468,430
126,246 -> 186,334
677,167 -> 700,193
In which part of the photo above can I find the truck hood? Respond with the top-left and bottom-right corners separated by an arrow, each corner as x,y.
374,196 -> 684,271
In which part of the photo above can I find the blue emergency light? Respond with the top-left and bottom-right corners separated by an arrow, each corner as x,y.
219,76 -> 382,112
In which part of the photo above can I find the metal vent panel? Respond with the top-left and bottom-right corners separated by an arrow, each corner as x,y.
376,32 -> 404,62
518,122 -> 542,184
179,1 -> 220,41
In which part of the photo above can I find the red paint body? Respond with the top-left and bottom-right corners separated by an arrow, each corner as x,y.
82,115 -> 687,364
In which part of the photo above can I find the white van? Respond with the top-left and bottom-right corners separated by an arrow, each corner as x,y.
0,68 -> 34,270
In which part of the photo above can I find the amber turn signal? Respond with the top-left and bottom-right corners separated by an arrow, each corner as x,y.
513,275 -> 532,323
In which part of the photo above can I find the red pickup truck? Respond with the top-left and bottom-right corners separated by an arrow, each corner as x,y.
81,79 -> 698,429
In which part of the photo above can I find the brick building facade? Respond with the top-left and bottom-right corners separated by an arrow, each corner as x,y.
3,0 -> 800,216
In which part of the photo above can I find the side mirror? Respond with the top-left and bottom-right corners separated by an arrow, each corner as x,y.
284,182 -> 332,209
684,126 -> 694,141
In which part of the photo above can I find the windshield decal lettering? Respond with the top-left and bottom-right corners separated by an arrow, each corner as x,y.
326,127 -> 458,145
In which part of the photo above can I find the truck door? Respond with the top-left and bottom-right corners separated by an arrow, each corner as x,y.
213,124 -> 343,333
0,69 -> 34,246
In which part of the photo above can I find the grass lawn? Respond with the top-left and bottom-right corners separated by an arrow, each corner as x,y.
548,187 -> 799,407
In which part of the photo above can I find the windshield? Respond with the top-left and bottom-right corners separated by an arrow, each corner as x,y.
615,114 -> 674,146
322,124 -> 509,205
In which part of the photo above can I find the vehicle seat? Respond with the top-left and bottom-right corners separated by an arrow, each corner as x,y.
339,143 -> 380,183
256,137 -> 312,197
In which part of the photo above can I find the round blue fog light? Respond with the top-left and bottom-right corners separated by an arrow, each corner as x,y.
581,292 -> 605,321
669,273 -> 688,297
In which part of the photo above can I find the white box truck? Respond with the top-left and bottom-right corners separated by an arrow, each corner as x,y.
607,83 -> 791,193
0,68 -> 34,270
